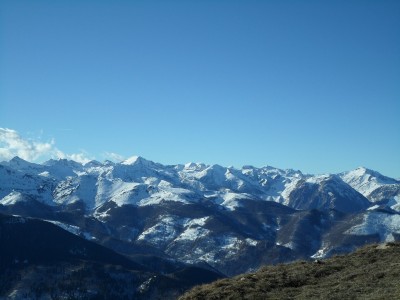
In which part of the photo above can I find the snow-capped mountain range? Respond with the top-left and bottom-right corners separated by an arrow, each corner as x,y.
1,156 -> 399,275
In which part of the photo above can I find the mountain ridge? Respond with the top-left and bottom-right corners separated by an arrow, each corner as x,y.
2,155 -> 398,212
1,155 -> 399,277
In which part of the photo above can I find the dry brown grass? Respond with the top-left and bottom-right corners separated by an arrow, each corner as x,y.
180,242 -> 400,299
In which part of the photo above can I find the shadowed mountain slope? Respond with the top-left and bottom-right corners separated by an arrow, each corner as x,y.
0,214 -> 223,299
1,156 -> 400,276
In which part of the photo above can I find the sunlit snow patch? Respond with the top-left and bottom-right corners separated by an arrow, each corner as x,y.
388,195 -> 400,212
0,191 -> 27,205
217,191 -> 256,211
311,243 -> 330,259
137,185 -> 199,206
45,220 -> 96,240
137,216 -> 183,246
345,212 -> 400,242
175,226 -> 210,241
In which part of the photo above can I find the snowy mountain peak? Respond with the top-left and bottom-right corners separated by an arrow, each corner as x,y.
9,156 -> 28,164
350,166 -> 380,178
84,160 -> 103,167
121,155 -> 149,165
305,174 -> 331,184
1,155 -> 399,213
347,167 -> 397,182
242,165 -> 256,170
346,167 -> 397,183
1,155 -> 399,280
2,156 -> 44,174
103,160 -> 115,166
340,167 -> 399,200
184,162 -> 206,170
7,156 -> 39,168
43,158 -> 83,168
356,166 -> 370,172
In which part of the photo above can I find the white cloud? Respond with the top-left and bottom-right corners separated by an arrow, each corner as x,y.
0,128 -> 54,161
104,151 -> 125,162
0,127 -> 92,164
55,149 -> 93,165
68,153 -> 92,164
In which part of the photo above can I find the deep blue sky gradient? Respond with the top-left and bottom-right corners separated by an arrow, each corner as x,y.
1,0 -> 399,177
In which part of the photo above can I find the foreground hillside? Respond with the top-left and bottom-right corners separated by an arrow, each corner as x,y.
180,242 -> 400,299
0,214 -> 223,299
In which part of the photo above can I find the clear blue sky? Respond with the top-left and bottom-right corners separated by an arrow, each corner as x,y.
1,0 -> 399,177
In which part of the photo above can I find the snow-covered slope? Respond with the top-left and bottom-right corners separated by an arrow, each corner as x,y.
286,175 -> 370,213
6,156 -> 400,216
340,167 -> 399,198
0,164 -> 56,205
1,156 -> 399,276
340,167 -> 400,211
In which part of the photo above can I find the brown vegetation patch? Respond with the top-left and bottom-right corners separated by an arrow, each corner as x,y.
180,242 -> 400,299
